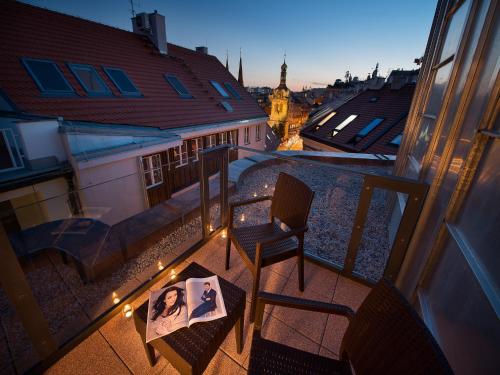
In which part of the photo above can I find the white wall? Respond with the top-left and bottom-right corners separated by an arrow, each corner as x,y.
75,156 -> 146,225
16,120 -> 66,162
237,121 -> 267,159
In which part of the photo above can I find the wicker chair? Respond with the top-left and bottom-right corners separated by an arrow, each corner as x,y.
226,172 -> 315,322
248,278 -> 453,375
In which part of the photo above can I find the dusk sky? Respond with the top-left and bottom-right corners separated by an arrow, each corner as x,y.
21,0 -> 437,91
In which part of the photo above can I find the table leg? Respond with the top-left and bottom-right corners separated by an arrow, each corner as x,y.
141,339 -> 156,366
235,313 -> 244,354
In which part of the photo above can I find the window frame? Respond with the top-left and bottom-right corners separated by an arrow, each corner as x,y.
331,114 -> 358,137
164,74 -> 193,99
0,128 -> 24,173
190,138 -> 203,161
142,154 -> 163,188
357,118 -> 385,138
102,66 -> 142,97
210,80 -> 230,98
205,134 -> 217,149
67,63 -> 112,96
223,82 -> 242,99
219,132 -> 228,144
244,127 -> 250,145
21,57 -> 75,96
174,141 -> 189,168
256,124 -> 261,142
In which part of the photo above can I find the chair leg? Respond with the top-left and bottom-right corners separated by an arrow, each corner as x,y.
298,250 -> 304,292
225,237 -> 231,270
250,268 -> 261,323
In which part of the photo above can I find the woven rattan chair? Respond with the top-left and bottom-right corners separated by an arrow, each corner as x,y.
226,172 -> 314,322
248,278 -> 453,375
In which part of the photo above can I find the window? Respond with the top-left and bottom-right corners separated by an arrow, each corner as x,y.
165,75 -> 193,98
244,127 -> 250,144
314,112 -> 336,131
173,141 -> 188,168
256,125 -> 261,141
358,118 -> 384,138
221,101 -> 233,112
22,58 -> 74,95
205,134 -> 217,148
142,154 -> 163,188
219,132 -> 228,144
190,138 -> 202,161
68,63 -> 111,96
389,133 -> 403,146
103,67 -> 141,96
210,80 -> 230,98
224,83 -> 241,99
331,114 -> 357,137
0,129 -> 23,172
229,130 -> 238,145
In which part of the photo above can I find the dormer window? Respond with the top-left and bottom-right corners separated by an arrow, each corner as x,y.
22,58 -> 74,95
165,75 -> 193,98
224,83 -> 241,99
68,63 -> 111,96
210,80 -> 230,98
103,67 -> 141,96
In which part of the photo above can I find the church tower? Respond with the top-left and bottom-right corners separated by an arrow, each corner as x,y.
238,50 -> 244,86
268,57 -> 291,139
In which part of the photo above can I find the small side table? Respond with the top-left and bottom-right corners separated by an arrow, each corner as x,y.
134,262 -> 246,375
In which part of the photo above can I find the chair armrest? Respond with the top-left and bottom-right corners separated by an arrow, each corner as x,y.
228,196 -> 272,229
257,226 -> 308,248
254,291 -> 354,331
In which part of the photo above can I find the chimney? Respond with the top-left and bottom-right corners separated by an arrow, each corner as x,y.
196,46 -> 208,54
132,11 -> 167,55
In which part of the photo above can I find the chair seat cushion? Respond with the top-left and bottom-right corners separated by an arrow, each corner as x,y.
231,222 -> 297,266
248,335 -> 351,375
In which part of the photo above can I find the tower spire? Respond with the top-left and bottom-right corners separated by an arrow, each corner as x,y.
225,49 -> 229,70
238,48 -> 244,87
279,52 -> 288,89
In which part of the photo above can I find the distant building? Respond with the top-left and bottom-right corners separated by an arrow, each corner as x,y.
267,60 -> 310,140
300,81 -> 415,155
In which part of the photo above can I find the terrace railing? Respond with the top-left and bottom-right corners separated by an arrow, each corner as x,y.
0,143 -> 428,373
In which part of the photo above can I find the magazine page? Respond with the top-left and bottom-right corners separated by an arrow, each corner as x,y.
145,281 -> 188,342
186,276 -> 227,326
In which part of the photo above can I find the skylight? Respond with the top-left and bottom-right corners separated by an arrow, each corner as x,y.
210,80 -> 230,98
357,118 -> 384,137
223,83 -> 241,99
221,101 -> 233,112
314,112 -> 336,131
331,114 -> 357,136
103,67 -> 141,96
22,58 -> 74,95
389,133 -> 403,146
165,75 -> 193,98
68,64 -> 111,96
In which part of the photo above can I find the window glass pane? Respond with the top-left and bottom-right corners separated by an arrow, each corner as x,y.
426,62 -> 453,116
152,154 -> 161,169
210,81 -> 229,98
153,169 -> 162,184
224,83 -> 241,99
438,0 -> 471,62
454,139 -> 500,291
0,132 -> 13,169
23,59 -> 73,93
389,133 -> 402,146
104,68 -> 139,94
165,75 -> 192,97
221,101 -> 233,112
142,158 -> 149,171
358,118 -> 384,137
424,236 -> 500,373
332,114 -> 357,136
144,171 -> 152,186
70,65 -> 109,94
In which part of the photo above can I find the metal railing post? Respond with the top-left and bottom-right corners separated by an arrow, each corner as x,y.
220,146 -> 229,228
199,150 -> 210,240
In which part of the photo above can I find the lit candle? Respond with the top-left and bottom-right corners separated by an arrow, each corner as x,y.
209,224 -> 214,232
112,292 -> 120,305
253,192 -> 257,197
240,213 -> 245,222
123,304 -> 133,318
264,184 -> 268,189
221,229 -> 227,239
170,269 -> 177,280
158,261 -> 164,271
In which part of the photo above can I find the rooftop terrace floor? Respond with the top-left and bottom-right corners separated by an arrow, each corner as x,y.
46,235 -> 371,374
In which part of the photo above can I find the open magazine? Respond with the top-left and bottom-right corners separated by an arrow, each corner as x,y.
145,275 -> 227,342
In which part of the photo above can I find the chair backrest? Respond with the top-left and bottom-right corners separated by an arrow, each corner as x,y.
270,172 -> 314,230
341,279 -> 453,375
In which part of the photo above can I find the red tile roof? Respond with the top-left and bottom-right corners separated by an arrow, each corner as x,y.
0,1 -> 265,129
300,84 -> 415,155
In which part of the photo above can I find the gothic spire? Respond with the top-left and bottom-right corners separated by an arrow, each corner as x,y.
238,48 -> 244,87
279,52 -> 288,89
225,49 -> 229,70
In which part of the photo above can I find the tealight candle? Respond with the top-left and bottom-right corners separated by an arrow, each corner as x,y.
158,261 -> 164,271
170,269 -> 177,280
221,229 -> 227,239
253,192 -> 257,197
240,213 -> 245,222
209,224 -> 214,232
264,184 -> 268,189
123,304 -> 133,318
112,292 -> 120,305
